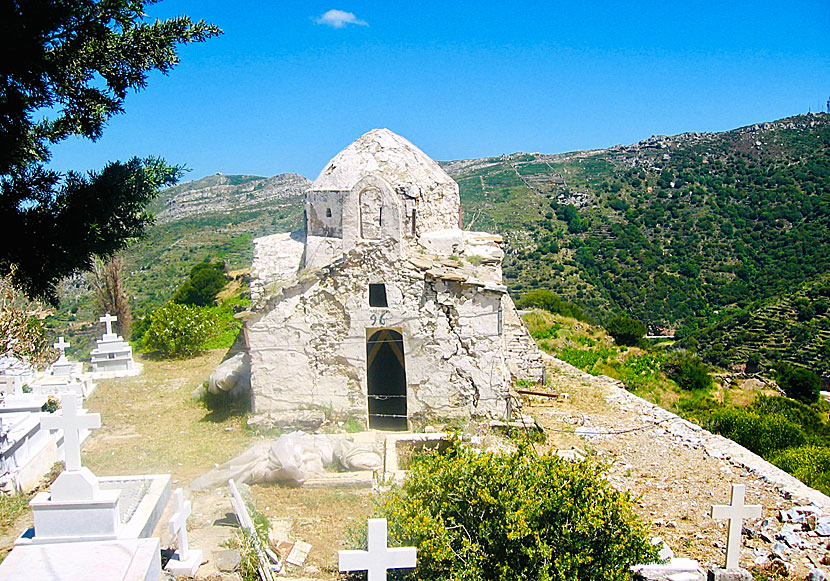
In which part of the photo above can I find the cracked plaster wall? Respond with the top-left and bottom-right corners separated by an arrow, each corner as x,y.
247,242 -> 510,423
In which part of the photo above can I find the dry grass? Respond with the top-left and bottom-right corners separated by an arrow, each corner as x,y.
82,350 -> 253,483
250,486 -> 373,575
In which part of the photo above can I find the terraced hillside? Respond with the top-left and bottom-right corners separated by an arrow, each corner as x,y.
688,275 -> 830,380
445,114 -> 830,334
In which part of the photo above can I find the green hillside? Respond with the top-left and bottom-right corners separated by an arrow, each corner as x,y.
686,275 -> 830,380
446,113 -> 830,335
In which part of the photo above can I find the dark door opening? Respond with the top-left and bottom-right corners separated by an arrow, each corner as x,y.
366,329 -> 407,430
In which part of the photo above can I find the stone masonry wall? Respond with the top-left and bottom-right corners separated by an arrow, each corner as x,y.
247,241 -> 510,424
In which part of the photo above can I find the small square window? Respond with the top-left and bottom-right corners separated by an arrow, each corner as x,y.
325,207 -> 332,218
369,283 -> 388,307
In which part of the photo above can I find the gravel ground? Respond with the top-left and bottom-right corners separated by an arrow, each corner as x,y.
531,354 -> 830,579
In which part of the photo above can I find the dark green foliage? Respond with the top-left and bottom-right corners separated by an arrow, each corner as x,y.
516,289 -> 588,321
451,115 -> 830,340
664,353 -> 712,390
361,443 -> 657,580
4,158 -> 182,303
605,316 -> 646,346
172,261 -> 227,307
0,0 -> 220,303
750,395 -> 826,438
775,362 -> 821,404
705,408 -> 807,457
688,275 -> 830,384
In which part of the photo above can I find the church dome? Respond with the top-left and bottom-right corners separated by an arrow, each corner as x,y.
309,129 -> 455,195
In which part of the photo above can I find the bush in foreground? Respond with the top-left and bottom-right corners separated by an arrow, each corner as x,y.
143,303 -> 217,358
356,443 -> 656,580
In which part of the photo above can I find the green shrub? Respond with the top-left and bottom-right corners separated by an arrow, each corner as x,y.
664,353 -> 712,390
517,289 -> 588,321
200,297 -> 249,351
172,260 -> 227,307
750,395 -> 825,437
770,446 -> 830,496
774,362 -> 821,404
706,408 -> 807,457
356,443 -> 657,580
605,316 -> 646,347
143,302 -> 217,358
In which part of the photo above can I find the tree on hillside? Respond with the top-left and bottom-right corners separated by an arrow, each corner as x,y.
605,315 -> 646,346
517,289 -> 588,321
664,352 -> 713,391
775,362 -> 821,404
89,254 -> 131,338
172,260 -> 227,307
0,0 -> 221,304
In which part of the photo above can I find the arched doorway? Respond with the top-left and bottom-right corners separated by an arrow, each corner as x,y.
366,329 -> 407,430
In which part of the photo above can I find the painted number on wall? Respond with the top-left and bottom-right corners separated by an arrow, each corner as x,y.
370,312 -> 388,326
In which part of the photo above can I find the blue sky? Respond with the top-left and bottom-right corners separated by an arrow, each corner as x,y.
49,1 -> 829,181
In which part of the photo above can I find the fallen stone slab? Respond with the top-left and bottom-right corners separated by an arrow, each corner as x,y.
707,568 -> 753,581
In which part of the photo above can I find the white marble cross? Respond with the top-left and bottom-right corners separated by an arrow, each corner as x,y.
53,337 -> 69,358
99,313 -> 118,336
339,518 -> 417,581
169,488 -> 193,560
712,484 -> 762,569
40,394 -> 101,471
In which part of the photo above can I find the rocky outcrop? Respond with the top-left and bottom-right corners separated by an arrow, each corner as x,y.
156,173 -> 310,223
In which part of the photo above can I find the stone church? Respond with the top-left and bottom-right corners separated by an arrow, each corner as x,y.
244,129 -> 543,430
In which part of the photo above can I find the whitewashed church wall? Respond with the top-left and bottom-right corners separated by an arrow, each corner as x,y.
302,236 -> 343,272
250,232 -> 305,303
305,190 -> 344,238
247,250 -> 510,423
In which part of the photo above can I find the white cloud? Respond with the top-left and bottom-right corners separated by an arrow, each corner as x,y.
315,9 -> 368,29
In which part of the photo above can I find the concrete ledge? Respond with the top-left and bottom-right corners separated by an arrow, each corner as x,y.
111,473 -> 171,539
0,537 -> 161,581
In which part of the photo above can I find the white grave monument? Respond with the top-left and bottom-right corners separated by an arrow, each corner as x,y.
20,394 -> 170,543
165,487 -> 203,576
0,394 -> 171,580
711,484 -> 762,572
90,313 -> 139,377
339,518 -> 417,581
0,402 -> 59,493
49,336 -> 75,376
37,336 -> 94,397
0,356 -> 36,395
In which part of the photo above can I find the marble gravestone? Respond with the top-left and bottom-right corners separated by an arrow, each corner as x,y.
37,336 -> 95,398
0,356 -> 36,396
90,313 -> 139,377
49,336 -> 76,377
710,484 -> 762,579
0,394 -> 171,581
339,518 -> 417,581
165,487 -> 203,576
